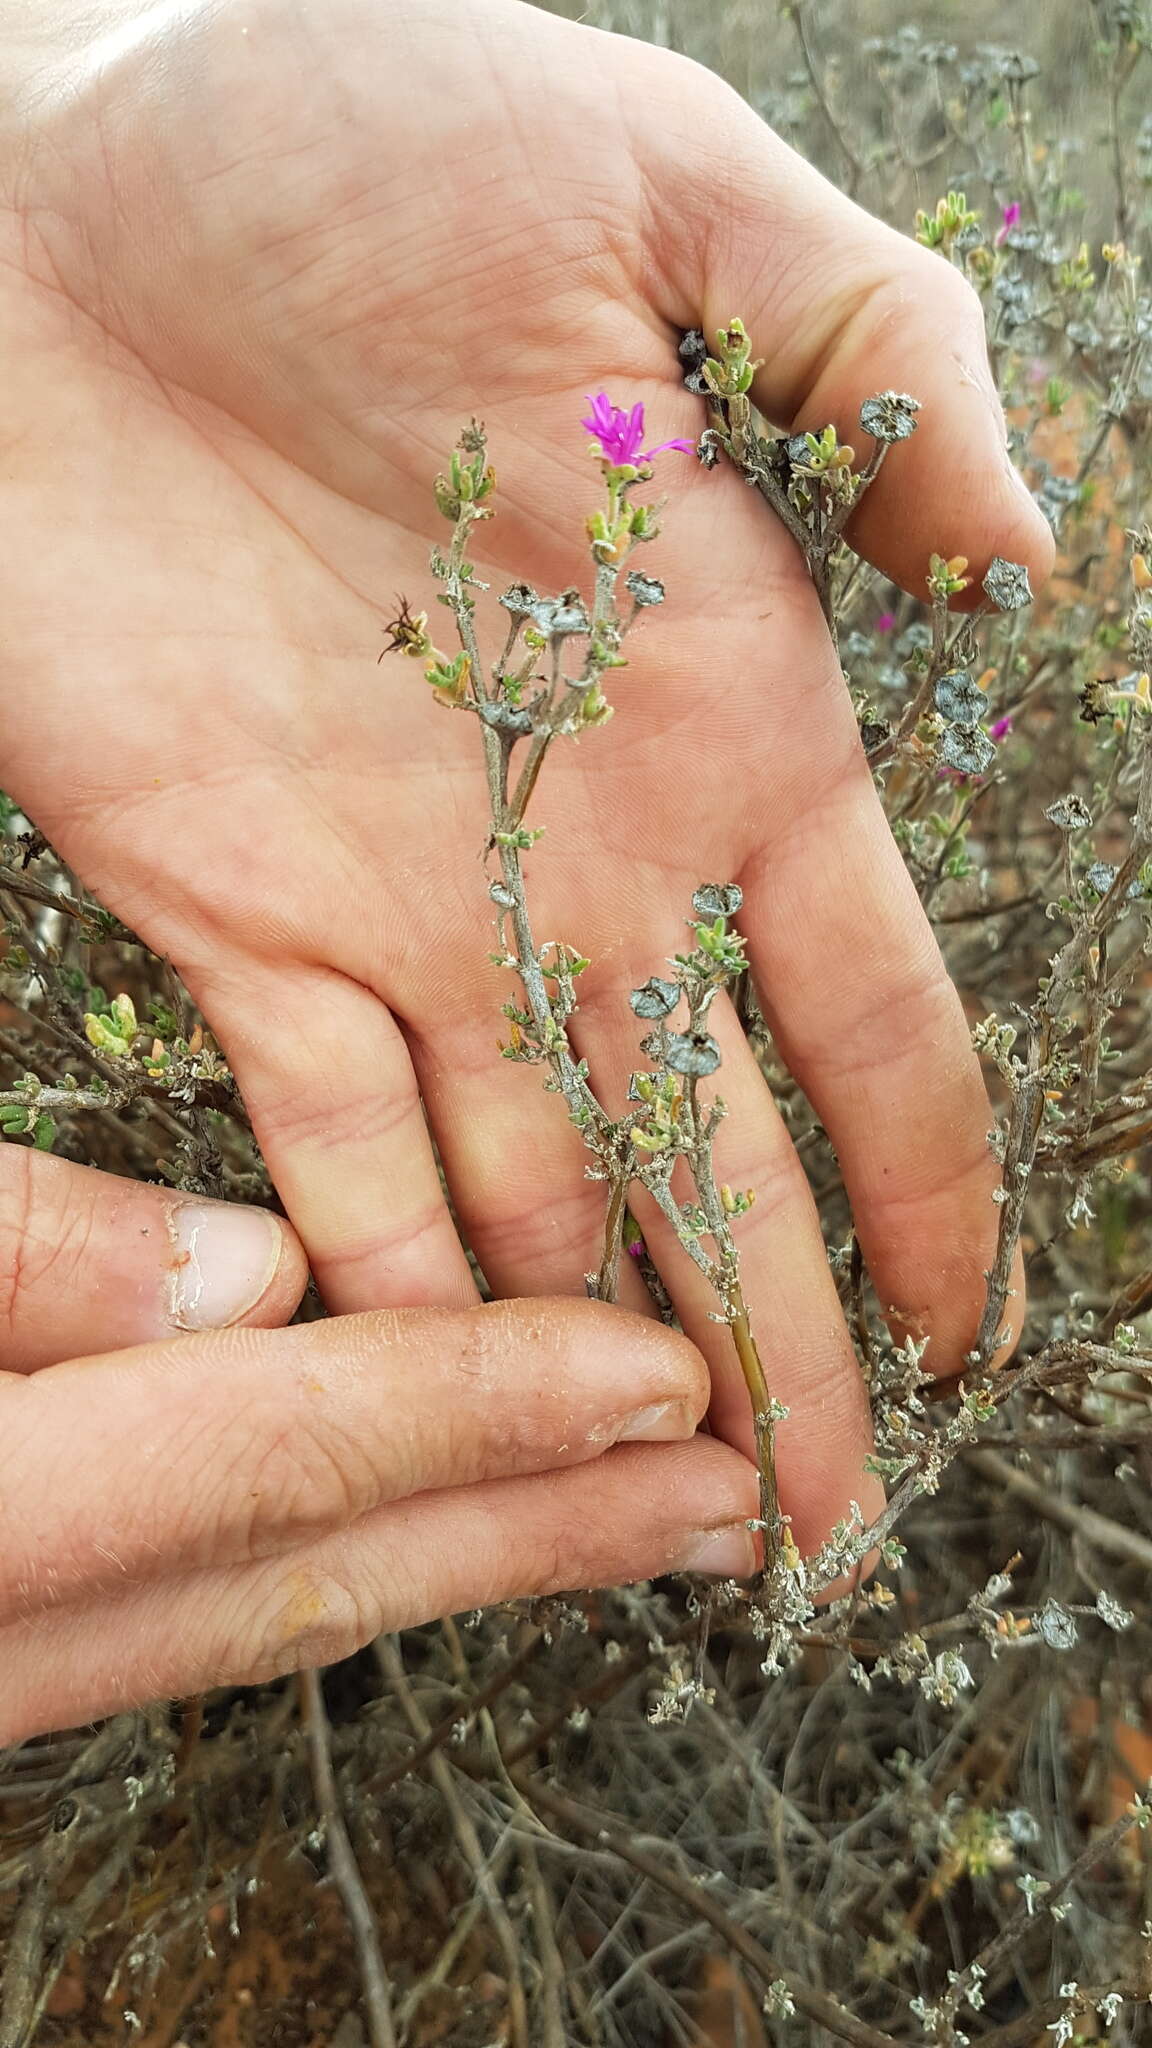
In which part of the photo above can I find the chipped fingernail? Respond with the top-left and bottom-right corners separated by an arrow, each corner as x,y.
673,1523 -> 758,1578
617,1400 -> 695,1442
167,1202 -> 284,1331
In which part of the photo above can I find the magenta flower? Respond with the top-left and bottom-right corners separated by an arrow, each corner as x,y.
626,1236 -> 647,1260
995,201 -> 1022,247
990,713 -> 1014,740
875,612 -> 897,634
582,392 -> 696,467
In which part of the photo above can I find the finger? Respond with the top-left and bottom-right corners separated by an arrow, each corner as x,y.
0,1297 -> 711,1622
737,674 -> 1017,1370
3,1434 -> 759,1742
188,955 -> 480,1314
407,1006 -> 660,1322
0,1144 -> 306,1373
565,955 -> 881,1554
638,64 -> 1054,595
580,389 -> 1017,1372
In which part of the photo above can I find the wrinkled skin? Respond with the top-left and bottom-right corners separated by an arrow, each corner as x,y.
0,0 -> 1050,1731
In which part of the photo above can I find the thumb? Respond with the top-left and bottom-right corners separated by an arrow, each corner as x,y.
637,59 -> 1053,597
0,1146 -> 307,1372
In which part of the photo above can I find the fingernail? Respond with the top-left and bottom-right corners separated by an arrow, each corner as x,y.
617,1400 -> 695,1442
674,1524 -> 758,1578
167,1202 -> 284,1331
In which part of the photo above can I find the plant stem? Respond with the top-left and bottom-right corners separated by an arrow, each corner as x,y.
729,1281 -> 781,1556
595,1166 -> 629,1304
298,1669 -> 397,2048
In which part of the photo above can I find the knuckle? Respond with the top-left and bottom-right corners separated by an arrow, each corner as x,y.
256,1080 -> 419,1155
316,1197 -> 451,1281
856,254 -> 988,384
251,1411 -> 380,1541
713,1143 -> 812,1237
496,1528 -> 567,1604
227,1564 -> 377,1684
833,963 -> 966,1087
0,1149 -> 96,1344
471,1176 -> 603,1275
537,1508 -> 615,1593
469,1399 -> 553,1480
0,1147 -> 34,1336
747,725 -> 877,870
181,1391 -> 386,1568
508,1487 -> 613,1600
781,725 -> 876,838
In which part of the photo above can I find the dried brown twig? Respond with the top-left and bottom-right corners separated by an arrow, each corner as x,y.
298,1669 -> 397,2048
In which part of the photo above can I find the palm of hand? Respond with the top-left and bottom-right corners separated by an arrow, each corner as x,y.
0,0 -> 1044,1547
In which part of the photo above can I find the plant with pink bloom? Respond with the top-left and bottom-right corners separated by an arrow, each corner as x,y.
582,392 -> 696,469
996,201 -> 1022,247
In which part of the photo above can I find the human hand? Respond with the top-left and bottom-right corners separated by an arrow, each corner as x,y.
0,1146 -> 750,1740
0,0 -> 1051,1553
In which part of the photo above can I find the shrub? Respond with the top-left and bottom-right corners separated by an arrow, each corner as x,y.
3,6 -> 1151,2044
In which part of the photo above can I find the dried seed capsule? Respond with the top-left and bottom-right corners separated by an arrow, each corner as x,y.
939,723 -> 996,777
625,571 -> 666,607
1044,793 -> 1093,831
498,582 -> 539,616
859,391 -> 921,443
691,882 -> 743,918
664,1032 -> 722,1078
479,701 -> 534,736
529,593 -> 590,638
934,669 -> 985,724
630,977 -> 682,1020
982,556 -> 1033,611
1037,1599 -> 1078,1651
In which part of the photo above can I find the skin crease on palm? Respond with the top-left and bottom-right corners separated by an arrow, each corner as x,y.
0,0 -> 1054,1731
